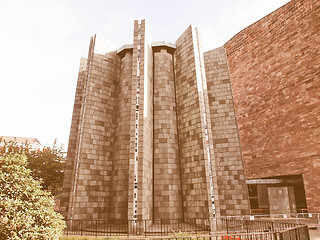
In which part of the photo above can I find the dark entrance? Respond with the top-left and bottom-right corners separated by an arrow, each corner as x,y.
247,174 -> 308,215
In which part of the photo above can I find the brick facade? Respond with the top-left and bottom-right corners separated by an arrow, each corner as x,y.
224,0 -> 320,212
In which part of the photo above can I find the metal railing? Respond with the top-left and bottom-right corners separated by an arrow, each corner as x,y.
215,216 -> 298,234
64,217 -> 309,238
235,213 -> 320,229
154,225 -> 308,239
296,213 -> 320,229
64,218 -> 211,237
68,225 -> 308,240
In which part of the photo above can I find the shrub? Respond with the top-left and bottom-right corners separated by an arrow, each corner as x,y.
0,139 -> 66,196
0,154 -> 65,239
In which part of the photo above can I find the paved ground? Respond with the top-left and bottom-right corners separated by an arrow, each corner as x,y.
310,229 -> 320,239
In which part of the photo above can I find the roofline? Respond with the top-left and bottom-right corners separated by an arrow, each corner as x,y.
117,41 -> 176,56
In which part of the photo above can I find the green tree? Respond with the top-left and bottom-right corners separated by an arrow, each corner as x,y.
0,139 -> 66,196
0,154 -> 65,239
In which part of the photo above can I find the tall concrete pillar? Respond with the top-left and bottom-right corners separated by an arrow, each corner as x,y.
109,48 -> 133,220
153,46 -> 183,221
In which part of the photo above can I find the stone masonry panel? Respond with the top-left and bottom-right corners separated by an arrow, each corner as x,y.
174,26 -> 212,220
204,47 -> 250,216
154,48 -> 183,220
109,51 -> 133,220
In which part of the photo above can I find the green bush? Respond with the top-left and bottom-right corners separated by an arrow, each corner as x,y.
0,139 -> 66,196
0,154 -> 65,239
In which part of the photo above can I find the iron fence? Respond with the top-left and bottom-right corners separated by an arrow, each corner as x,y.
64,217 -> 308,238
215,216 -> 298,234
67,225 -> 308,240
296,213 -> 320,229
64,218 -> 210,237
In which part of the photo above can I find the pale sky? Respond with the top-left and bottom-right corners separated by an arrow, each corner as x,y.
0,0 -> 290,148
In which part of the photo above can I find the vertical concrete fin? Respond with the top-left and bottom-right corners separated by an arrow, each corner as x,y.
65,35 -> 96,220
129,19 -> 154,222
141,19 -> 154,221
192,26 -> 218,218
60,57 -> 88,219
174,25 -> 216,221
61,34 -> 121,220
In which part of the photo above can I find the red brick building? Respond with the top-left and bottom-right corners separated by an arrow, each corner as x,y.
224,0 -> 319,213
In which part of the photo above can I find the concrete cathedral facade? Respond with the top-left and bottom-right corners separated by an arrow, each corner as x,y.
60,20 -> 250,221
61,0 -> 319,222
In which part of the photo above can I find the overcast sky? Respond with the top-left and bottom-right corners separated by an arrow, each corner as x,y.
0,0 -> 290,148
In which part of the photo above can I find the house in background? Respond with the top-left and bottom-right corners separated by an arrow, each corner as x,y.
0,136 -> 43,151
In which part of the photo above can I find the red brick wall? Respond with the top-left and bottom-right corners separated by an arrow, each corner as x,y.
224,0 -> 320,211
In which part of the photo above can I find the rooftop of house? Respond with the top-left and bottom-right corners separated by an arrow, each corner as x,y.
0,136 -> 42,146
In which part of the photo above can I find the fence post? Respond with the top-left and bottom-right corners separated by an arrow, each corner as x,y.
307,225 -> 311,240
127,220 -> 129,237
66,219 -> 68,236
279,232 -> 283,240
80,220 -> 82,236
95,220 -> 98,237
295,227 -> 299,240
145,220 -> 147,238
245,219 -> 249,233
272,232 -> 277,240
161,219 -> 163,237
226,217 -> 229,234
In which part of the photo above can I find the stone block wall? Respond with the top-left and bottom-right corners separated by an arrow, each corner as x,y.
224,0 -> 320,212
153,48 -> 183,220
61,19 -> 253,222
109,50 -> 133,220
204,47 -> 250,216
77,49 -> 119,220
61,35 -> 121,220
174,26 -> 214,220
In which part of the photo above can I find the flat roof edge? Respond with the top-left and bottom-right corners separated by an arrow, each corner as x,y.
116,44 -> 134,54
151,41 -> 176,49
117,42 -> 176,56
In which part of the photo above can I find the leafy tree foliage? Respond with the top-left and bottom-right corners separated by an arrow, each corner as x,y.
0,139 -> 66,196
0,154 -> 65,239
